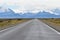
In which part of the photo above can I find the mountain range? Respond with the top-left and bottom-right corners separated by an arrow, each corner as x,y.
0,7 -> 60,18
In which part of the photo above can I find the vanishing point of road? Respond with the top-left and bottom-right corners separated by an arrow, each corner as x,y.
0,19 -> 60,40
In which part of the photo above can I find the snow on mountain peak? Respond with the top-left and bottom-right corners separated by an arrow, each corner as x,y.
0,7 -> 60,16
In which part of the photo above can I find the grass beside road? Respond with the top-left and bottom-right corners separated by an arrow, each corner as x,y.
0,19 -> 29,30
40,18 -> 60,32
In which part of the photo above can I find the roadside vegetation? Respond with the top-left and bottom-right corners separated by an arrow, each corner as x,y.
0,19 -> 30,30
40,18 -> 60,32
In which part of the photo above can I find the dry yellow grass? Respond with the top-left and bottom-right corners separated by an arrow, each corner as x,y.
0,19 -> 29,30
42,19 -> 60,26
40,18 -> 60,32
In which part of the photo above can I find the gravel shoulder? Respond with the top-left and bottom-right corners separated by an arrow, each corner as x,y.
40,18 -> 60,32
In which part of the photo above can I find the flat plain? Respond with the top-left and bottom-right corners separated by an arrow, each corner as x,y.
40,18 -> 60,32
0,19 -> 30,30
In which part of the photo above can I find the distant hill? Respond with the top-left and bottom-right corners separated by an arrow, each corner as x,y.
0,7 -> 60,18
0,7 -> 20,18
34,11 -> 60,18
18,11 -> 60,18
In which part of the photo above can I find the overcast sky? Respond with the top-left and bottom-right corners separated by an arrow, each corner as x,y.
0,0 -> 60,13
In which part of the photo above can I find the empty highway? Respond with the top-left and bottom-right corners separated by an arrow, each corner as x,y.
0,19 -> 60,40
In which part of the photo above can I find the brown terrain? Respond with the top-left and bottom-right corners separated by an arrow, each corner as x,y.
40,18 -> 60,32
0,19 -> 30,30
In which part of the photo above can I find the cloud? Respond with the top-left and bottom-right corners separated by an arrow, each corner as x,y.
0,0 -> 60,13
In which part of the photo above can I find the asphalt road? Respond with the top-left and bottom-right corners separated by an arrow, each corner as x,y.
0,19 -> 60,40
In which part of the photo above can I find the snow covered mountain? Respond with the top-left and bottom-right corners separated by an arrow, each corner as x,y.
0,7 -> 60,18
19,11 -> 60,18
51,8 -> 60,15
34,11 -> 60,18
0,7 -> 20,18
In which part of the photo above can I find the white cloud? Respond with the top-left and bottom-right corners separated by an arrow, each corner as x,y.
0,0 -> 60,13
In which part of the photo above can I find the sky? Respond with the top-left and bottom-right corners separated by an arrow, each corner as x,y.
0,0 -> 60,13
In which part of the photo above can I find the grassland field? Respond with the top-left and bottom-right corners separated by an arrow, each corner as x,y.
40,18 -> 60,32
0,19 -> 30,30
